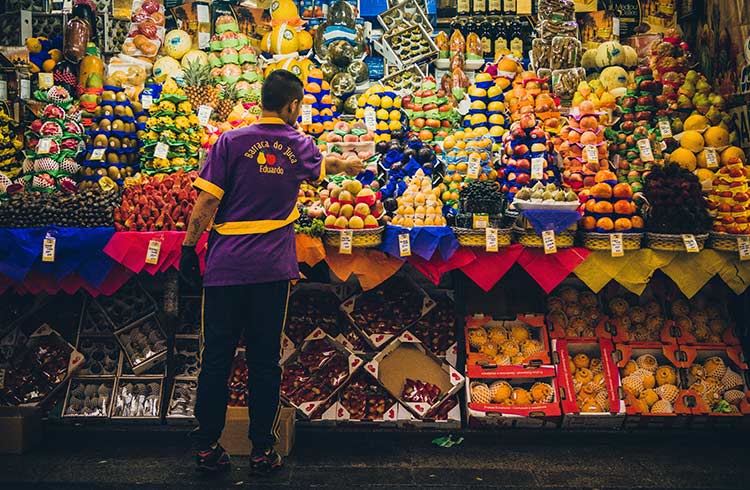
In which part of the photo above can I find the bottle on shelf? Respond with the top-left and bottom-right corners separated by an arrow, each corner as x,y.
503,0 -> 516,15
438,0 -> 458,18
508,18 -> 524,59
481,18 -> 494,60
457,0 -> 471,16
493,18 -> 509,59
472,0 -> 486,16
488,0 -> 502,15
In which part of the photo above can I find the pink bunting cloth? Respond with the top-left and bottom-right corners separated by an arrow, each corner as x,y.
460,245 -> 525,291
3,263 -> 133,297
104,231 -> 209,275
516,247 -> 590,293
408,248 -> 477,285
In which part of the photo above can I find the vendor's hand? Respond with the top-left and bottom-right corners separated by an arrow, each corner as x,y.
179,244 -> 201,289
344,158 -> 364,176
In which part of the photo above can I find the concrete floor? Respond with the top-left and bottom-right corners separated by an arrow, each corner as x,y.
1,425 -> 749,489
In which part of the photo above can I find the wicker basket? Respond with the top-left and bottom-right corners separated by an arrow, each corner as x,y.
324,227 -> 384,248
580,232 -> 643,251
452,227 -> 512,247
512,226 -> 575,248
645,232 -> 708,252
708,232 -> 748,252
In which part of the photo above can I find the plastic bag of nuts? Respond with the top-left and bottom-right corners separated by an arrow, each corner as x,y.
552,68 -> 586,100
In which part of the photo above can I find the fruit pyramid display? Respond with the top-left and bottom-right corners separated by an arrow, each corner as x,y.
620,354 -> 681,414
0,106 -> 21,185
674,69 -> 729,130
505,71 -> 562,135
299,69 -> 338,140
441,129 -> 497,207
686,355 -> 747,413
643,163 -> 710,235
208,15 -> 264,87
355,83 -> 404,143
462,73 -> 509,142
402,77 -> 459,143
571,79 -> 618,116
141,78 -> 204,173
668,116 -> 744,174
706,157 -> 750,234
556,100 -> 611,191
21,86 -> 84,192
579,176 -> 643,234
323,179 -> 384,230
81,86 -> 141,190
391,169 -> 447,227
497,113 -> 560,201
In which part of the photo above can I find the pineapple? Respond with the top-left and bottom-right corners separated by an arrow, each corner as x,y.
182,60 -> 218,110
216,84 -> 239,121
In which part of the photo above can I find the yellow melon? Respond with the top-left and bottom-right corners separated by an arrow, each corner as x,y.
683,114 -> 709,131
680,130 -> 705,153
704,126 -> 730,148
669,147 -> 697,171
721,146 -> 746,165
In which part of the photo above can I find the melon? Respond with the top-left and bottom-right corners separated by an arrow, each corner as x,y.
268,24 -> 299,55
270,0 -> 300,22
152,56 -> 182,82
595,41 -> 627,68
164,30 -> 192,60
180,49 -> 209,68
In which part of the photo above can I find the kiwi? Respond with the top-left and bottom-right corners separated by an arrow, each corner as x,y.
119,154 -> 127,164
124,107 -> 134,118
107,166 -> 121,179
111,120 -> 124,131
102,107 -> 114,117
115,92 -> 128,103
106,153 -> 119,165
114,106 -> 125,117
101,91 -> 116,101
108,137 -> 121,149
93,134 -> 108,147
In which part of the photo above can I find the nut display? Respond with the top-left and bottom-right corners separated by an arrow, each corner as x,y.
339,371 -> 397,420
98,279 -> 156,328
174,338 -> 201,378
112,379 -> 162,417
0,188 -> 119,228
401,378 -> 441,405
115,315 -> 167,372
620,353 -> 680,414
286,288 -> 342,345
77,338 -> 119,376
346,279 -> 429,337
168,379 -> 197,417
64,379 -> 114,417
546,286 -> 604,338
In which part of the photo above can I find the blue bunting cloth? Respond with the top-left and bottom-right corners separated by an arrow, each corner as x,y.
0,227 -> 116,286
520,209 -> 581,236
381,225 -> 459,261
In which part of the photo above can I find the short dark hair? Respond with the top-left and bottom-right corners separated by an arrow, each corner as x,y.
261,70 -> 304,112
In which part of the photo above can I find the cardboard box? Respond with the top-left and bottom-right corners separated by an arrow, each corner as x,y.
114,314 -> 168,376
219,406 -> 295,456
285,283 -> 352,347
397,395 -> 461,429
410,292 -> 458,365
166,378 -> 198,422
62,377 -> 115,418
0,406 -> 42,454
367,331 -> 464,418
554,339 -> 626,429
334,369 -> 403,426
111,376 -> 164,419
465,314 -> 551,377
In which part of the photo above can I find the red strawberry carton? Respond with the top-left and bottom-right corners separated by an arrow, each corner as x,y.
466,366 -> 561,428
334,370 -> 403,426
365,330 -> 464,419
397,395 -> 461,429
553,338 -> 625,429
410,292 -> 458,365
680,346 -> 750,428
280,328 -> 363,419
465,314 -> 550,378
612,344 -> 694,429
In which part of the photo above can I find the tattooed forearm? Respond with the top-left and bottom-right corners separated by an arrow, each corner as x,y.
183,191 -> 220,246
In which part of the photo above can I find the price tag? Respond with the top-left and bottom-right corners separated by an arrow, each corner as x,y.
637,138 -> 654,162
38,72 -> 53,89
197,105 -> 212,126
364,108 -> 377,131
37,138 -> 52,154
738,236 -> 750,261
154,141 -> 169,159
485,227 -> 498,252
42,234 -> 56,262
198,32 -> 211,49
542,230 -> 557,254
145,240 -> 161,265
531,157 -> 545,180
20,79 -> 30,100
0,80 -> 6,100
467,154 -> 480,179
472,214 -> 488,229
301,104 -> 313,125
398,233 -> 411,257
90,148 -> 106,161
610,233 -> 624,257
141,94 -> 153,109
658,119 -> 672,138
682,234 -> 700,253
62,0 -> 73,13
196,4 -> 210,22
339,229 -> 353,255
584,145 -> 598,164
612,17 -> 621,37
705,147 -> 719,169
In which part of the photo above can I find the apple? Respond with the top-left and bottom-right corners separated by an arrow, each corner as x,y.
514,144 -> 529,156
516,173 -> 530,185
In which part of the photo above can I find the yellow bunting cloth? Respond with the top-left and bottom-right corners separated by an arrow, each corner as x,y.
324,246 -> 403,290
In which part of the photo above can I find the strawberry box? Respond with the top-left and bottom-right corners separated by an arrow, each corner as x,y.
612,344 -> 694,429
545,286 -> 610,340
286,283 -> 352,347
340,277 -> 436,350
466,366 -> 562,428
397,395 -> 461,429
553,339 -> 625,429
365,330 -> 464,419
280,328 -> 363,419
410,292 -> 458,365
681,346 -> 750,428
334,370 -> 403,426
465,314 -> 550,377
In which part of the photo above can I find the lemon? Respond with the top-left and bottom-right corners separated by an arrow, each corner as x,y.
389,110 -> 401,121
683,114 -> 709,131
721,146 -> 746,165
388,120 -> 402,131
381,95 -> 393,109
367,94 -> 381,107
376,108 -> 389,120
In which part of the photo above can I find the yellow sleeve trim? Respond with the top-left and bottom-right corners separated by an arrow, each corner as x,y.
213,207 -> 300,235
318,158 -> 326,182
193,177 -> 224,200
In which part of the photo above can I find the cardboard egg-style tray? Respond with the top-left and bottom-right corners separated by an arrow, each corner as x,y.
612,344 -> 694,429
378,0 -> 431,34
173,337 -> 201,379
77,297 -> 116,337
280,328 -> 363,419
553,338 -> 626,429
62,377 -> 115,419
381,64 -> 426,94
167,378 -> 198,422
681,346 -> 750,428
114,313 -> 168,376
410,291 -> 458,366
0,324 -> 84,407
96,279 -> 158,330
383,23 -> 438,68
465,365 -> 561,429
340,278 -> 436,350
365,330 -> 464,419
176,296 -> 202,337
75,336 -> 121,378
465,313 -> 551,377
111,376 -> 164,420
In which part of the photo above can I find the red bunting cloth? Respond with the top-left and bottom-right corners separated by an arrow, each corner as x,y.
459,244 -> 525,291
516,247 -> 590,293
104,231 -> 209,275
3,263 -> 133,297
408,248 -> 477,285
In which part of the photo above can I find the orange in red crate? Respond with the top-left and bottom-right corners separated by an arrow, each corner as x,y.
682,346 -> 750,418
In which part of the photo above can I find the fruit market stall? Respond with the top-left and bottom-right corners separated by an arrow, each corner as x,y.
0,0 -> 750,435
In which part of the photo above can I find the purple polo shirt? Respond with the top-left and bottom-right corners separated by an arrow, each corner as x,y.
193,117 -> 324,287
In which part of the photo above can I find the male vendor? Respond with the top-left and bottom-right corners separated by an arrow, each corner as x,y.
180,70 -> 362,474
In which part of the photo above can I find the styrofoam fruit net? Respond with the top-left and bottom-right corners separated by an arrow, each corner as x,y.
470,382 -> 492,404
589,358 -> 603,374
650,399 -> 674,414
43,104 -> 66,120
32,174 -> 55,189
703,356 -> 727,379
468,328 -> 488,349
488,327 -> 508,344
34,157 -> 58,172
531,382 -> 554,403
0,173 -> 11,193
721,369 -> 743,391
724,389 -> 744,406
654,384 -> 679,404
636,354 -> 658,373
489,381 -> 512,403
47,86 -> 72,105
622,375 -> 644,397
59,158 -> 80,174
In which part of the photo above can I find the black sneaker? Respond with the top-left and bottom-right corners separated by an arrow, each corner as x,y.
249,448 -> 283,475
196,443 -> 231,473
